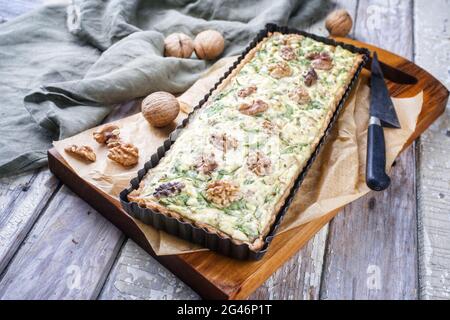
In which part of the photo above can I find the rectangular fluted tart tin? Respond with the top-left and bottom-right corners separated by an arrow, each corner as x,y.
120,23 -> 370,260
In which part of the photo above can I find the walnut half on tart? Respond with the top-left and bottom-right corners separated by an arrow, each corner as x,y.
127,31 -> 364,251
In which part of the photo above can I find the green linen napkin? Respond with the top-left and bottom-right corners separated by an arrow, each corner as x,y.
0,0 -> 328,176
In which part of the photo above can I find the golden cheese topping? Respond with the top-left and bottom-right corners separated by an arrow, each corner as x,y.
130,32 -> 361,245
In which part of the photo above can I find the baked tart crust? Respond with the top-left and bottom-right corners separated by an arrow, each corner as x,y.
128,32 -> 364,251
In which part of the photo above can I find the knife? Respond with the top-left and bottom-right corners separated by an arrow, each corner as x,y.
366,52 -> 401,191
364,56 -> 417,85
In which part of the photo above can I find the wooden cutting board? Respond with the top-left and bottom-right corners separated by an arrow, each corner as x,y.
47,38 -> 448,300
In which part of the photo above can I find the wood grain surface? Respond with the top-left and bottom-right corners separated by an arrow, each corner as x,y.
45,40 -> 448,299
250,0 -> 357,300
0,170 -> 59,274
0,186 -> 125,299
0,0 -> 449,300
414,0 -> 450,300
320,0 -> 418,300
99,240 -> 199,300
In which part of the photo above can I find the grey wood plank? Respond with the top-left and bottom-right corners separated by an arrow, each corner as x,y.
0,101 -> 138,300
0,186 -> 125,299
99,101 -> 200,300
0,0 -> 138,298
0,0 -> 424,300
320,0 -> 418,300
414,0 -> 450,300
0,169 -> 59,275
250,0 -> 359,300
251,225 -> 329,300
93,103 -> 202,300
98,0 -> 358,301
0,0 -> 40,23
99,240 -> 199,300
0,0 -> 59,267
0,0 -> 125,300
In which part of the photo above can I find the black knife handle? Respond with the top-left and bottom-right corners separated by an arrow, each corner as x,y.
366,121 -> 391,191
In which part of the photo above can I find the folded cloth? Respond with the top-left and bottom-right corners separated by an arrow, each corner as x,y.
0,0 -> 328,176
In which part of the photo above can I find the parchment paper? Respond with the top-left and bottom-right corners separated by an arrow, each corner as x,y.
53,56 -> 423,255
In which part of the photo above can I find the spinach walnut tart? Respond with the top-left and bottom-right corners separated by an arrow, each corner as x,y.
128,32 -> 364,251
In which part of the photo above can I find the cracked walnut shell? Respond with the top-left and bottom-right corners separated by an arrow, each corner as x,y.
107,143 -> 139,167
64,145 -> 96,162
206,180 -> 240,207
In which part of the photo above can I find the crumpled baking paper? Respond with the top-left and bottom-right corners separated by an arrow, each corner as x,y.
54,56 -> 423,255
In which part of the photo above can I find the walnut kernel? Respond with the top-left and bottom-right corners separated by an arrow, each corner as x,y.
262,120 -> 275,132
247,151 -> 271,176
282,34 -> 304,46
268,62 -> 292,79
280,46 -> 296,61
93,124 -> 120,145
64,145 -> 96,162
289,86 -> 310,104
239,99 -> 269,116
107,143 -> 139,167
153,181 -> 185,198
237,85 -> 257,98
206,180 -> 240,207
195,153 -> 218,175
304,68 -> 318,87
210,133 -> 238,153
310,52 -> 333,70
105,129 -> 122,148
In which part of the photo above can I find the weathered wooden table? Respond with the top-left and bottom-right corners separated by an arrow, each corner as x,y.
0,0 -> 449,300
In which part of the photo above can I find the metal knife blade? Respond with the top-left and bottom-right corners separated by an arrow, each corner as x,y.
364,56 -> 417,85
370,52 -> 401,128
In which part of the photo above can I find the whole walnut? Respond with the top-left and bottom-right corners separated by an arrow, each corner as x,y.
164,33 -> 194,58
141,91 -> 180,128
325,9 -> 353,37
194,30 -> 225,60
